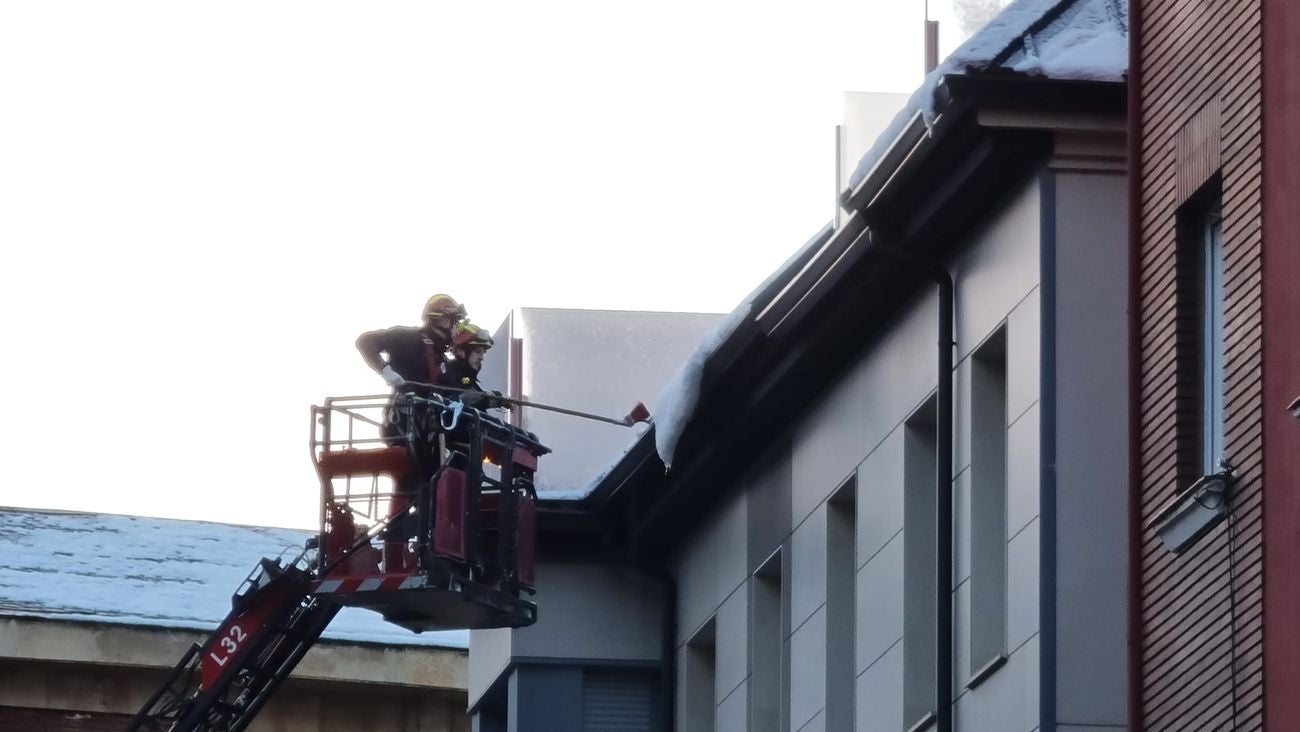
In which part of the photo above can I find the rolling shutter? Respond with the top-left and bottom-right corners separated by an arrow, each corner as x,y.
581,670 -> 655,732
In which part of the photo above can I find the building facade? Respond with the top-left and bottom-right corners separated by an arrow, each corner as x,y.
468,1 -> 1131,730
1130,0 -> 1300,728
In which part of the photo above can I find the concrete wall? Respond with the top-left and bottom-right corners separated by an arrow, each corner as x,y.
513,308 -> 722,493
468,561 -> 665,707
0,660 -> 469,732
0,618 -> 469,732
0,617 -> 467,690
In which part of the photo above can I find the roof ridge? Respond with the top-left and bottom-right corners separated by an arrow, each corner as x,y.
0,505 -> 310,533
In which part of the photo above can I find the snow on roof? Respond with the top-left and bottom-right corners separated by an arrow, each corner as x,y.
653,303 -> 753,469
0,508 -> 468,650
848,0 -> 1128,189
650,223 -> 832,470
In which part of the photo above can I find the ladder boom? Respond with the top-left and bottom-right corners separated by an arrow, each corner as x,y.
126,557 -> 339,732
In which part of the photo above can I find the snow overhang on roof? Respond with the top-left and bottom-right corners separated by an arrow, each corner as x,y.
539,0 -> 1128,548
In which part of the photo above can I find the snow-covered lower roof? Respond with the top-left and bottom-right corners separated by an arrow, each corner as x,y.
849,0 -> 1128,189
0,508 -> 468,650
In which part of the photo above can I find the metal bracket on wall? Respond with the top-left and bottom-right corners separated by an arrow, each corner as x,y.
1148,471 -> 1234,555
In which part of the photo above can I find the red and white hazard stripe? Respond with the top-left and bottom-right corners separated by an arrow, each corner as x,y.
312,574 -> 427,595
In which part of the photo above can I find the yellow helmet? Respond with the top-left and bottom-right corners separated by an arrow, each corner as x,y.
452,322 -> 494,351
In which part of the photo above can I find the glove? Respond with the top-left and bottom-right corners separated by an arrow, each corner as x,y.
381,365 -> 405,388
489,390 -> 512,410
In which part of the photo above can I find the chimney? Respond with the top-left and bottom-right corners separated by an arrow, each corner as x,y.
924,19 -> 940,73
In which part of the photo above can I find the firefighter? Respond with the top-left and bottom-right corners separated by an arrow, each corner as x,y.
441,322 -> 502,407
355,293 -> 465,573
356,293 -> 466,391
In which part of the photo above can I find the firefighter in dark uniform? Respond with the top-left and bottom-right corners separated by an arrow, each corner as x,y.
355,293 -> 466,572
441,322 -> 496,403
357,293 -> 466,394
437,323 -> 512,472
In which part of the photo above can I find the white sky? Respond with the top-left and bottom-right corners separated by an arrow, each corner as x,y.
0,1 -> 973,529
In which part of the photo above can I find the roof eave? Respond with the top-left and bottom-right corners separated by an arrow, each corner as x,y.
547,72 -> 1127,557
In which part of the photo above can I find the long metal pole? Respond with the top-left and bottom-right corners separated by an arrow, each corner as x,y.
403,381 -> 646,427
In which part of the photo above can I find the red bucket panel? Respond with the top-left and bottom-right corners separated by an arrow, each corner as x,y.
435,468 -> 468,561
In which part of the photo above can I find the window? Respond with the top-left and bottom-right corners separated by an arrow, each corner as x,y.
903,398 -> 938,729
826,477 -> 857,730
750,550 -> 783,732
1175,184 -> 1226,482
969,328 -> 1008,683
1199,204 -> 1225,475
685,618 -> 717,732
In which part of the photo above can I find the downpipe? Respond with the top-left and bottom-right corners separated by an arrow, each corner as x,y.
659,572 -> 677,732
861,229 -> 955,731
934,267 -> 955,732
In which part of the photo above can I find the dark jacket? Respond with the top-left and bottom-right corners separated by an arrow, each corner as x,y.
440,358 -> 491,408
440,358 -> 482,393
439,359 -> 507,410
355,325 -> 450,388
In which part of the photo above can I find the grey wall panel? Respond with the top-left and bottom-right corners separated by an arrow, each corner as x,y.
855,641 -> 903,732
747,440 -> 793,574
953,579 -> 972,695
1052,170 -> 1129,727
1006,518 -> 1040,653
791,368 -> 871,525
675,487 -> 750,648
1006,404 -> 1041,541
855,533 -> 903,676
468,628 -> 512,707
676,519 -> 720,647
715,586 -> 749,705
797,709 -> 825,732
856,429 -> 904,570
1006,288 -> 1041,422
511,563 -> 663,662
790,505 -> 828,631
950,177 -> 1042,363
854,297 -> 941,475
953,467 -> 972,589
952,635 -> 1038,732
717,679 -> 748,732
789,608 -> 828,732
955,357 -> 974,477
